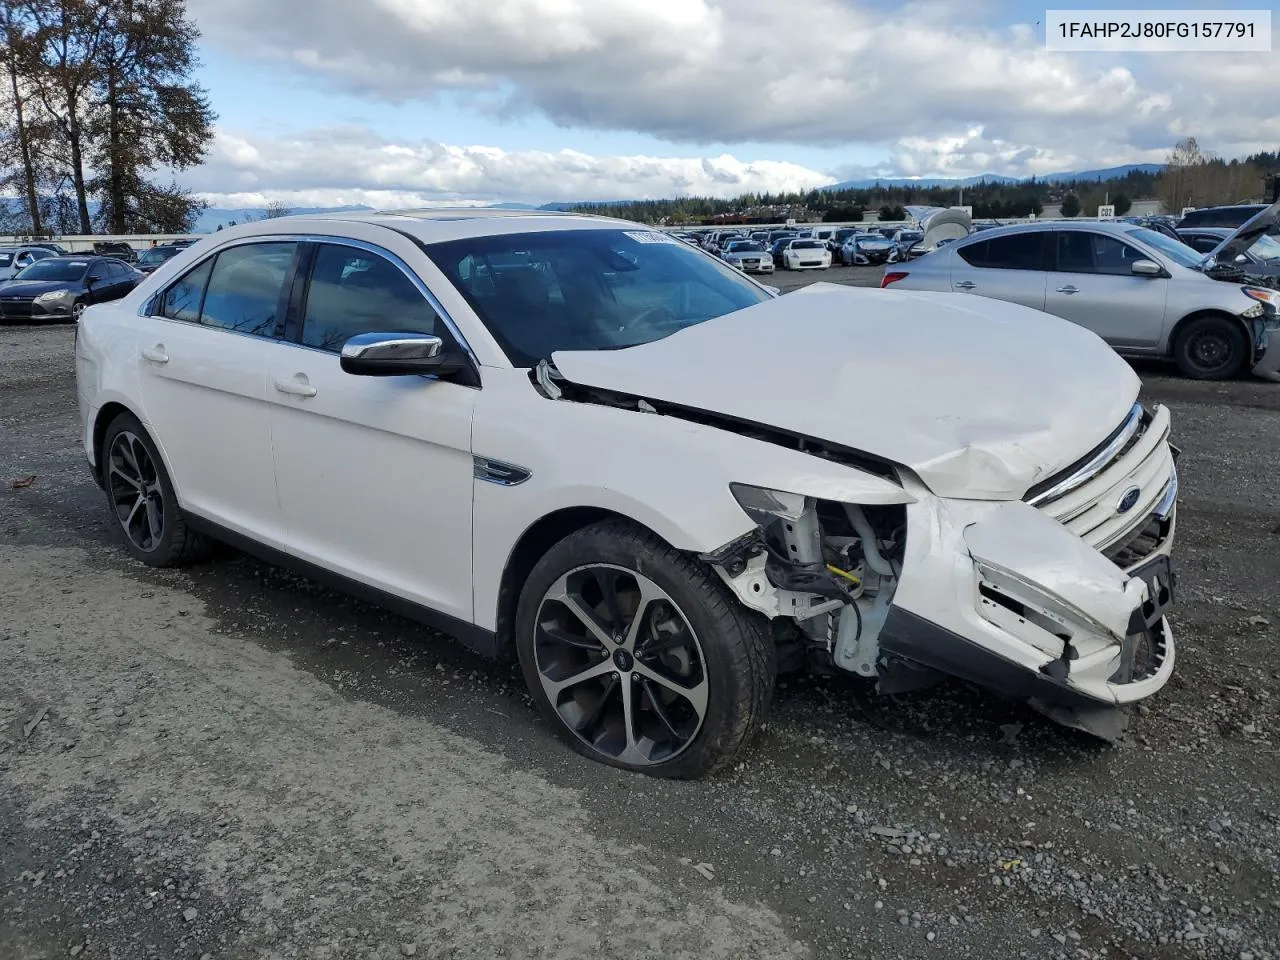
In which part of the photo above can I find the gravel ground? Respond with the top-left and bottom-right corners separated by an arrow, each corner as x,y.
3,276 -> 1280,959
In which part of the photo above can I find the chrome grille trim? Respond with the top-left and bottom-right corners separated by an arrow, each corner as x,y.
1033,405 -> 1176,569
1027,402 -> 1144,507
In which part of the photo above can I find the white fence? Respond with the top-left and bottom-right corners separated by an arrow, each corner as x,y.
0,233 -> 199,252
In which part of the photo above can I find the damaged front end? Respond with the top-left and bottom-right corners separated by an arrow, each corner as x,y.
699,406 -> 1179,741
536,353 -> 1179,741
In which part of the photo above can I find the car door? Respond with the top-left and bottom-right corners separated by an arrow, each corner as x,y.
948,231 -> 1050,310
265,240 -> 479,621
136,240 -> 299,541
1043,230 -> 1170,349
97,262 -> 128,301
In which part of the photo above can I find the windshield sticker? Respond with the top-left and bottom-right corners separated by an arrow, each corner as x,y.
624,231 -> 678,245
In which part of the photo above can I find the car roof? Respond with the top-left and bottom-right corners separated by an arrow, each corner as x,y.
954,219 -> 1145,242
1176,226 -> 1230,235
199,208 -> 640,246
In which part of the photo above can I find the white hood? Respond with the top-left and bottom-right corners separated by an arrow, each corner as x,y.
550,283 -> 1140,500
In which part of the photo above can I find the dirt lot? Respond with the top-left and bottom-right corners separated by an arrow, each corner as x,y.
3,266 -> 1280,960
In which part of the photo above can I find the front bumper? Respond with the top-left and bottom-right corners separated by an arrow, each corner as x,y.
1250,319 -> 1280,381
882,487 -> 1177,736
0,297 -> 75,321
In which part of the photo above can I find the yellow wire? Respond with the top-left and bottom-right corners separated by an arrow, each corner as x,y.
826,564 -> 862,586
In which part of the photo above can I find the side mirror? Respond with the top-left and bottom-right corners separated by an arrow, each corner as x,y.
340,332 -> 458,377
85,273 -> 103,284
1130,259 -> 1163,277
1234,253 -> 1248,264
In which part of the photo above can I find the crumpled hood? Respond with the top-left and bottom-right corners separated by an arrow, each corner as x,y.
1208,198 -> 1280,264
551,283 -> 1140,500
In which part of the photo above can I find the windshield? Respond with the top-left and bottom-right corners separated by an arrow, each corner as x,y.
726,241 -> 765,253
139,247 -> 180,265
427,228 -> 772,367
899,231 -> 922,241
1124,228 -> 1203,269
1247,233 -> 1280,262
792,240 -> 823,249
12,259 -> 89,282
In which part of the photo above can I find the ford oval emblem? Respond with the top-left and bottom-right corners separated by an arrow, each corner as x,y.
1117,486 -> 1142,514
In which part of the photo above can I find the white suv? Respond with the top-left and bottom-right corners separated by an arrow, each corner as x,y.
76,210 -> 1178,777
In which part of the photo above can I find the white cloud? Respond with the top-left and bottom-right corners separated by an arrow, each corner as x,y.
184,0 -> 1278,183
186,128 -> 838,207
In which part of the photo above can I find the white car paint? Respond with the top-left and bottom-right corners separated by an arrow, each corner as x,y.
781,240 -> 831,270
552,283 -> 1140,501
75,211 -> 1179,760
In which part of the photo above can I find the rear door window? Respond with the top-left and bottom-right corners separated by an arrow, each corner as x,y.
158,258 -> 213,323
198,243 -> 297,336
957,233 -> 1047,270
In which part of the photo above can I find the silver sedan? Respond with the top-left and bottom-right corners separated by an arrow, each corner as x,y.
882,219 -> 1280,381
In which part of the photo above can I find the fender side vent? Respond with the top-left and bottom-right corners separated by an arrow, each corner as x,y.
473,457 -> 531,486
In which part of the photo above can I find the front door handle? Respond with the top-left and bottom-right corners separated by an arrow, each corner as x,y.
954,280 -> 976,290
140,345 -> 168,363
275,376 -> 317,398
1055,285 -> 1079,294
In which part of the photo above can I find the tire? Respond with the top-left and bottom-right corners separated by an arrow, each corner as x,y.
515,519 -> 775,779
100,412 -> 211,566
1172,314 -> 1248,380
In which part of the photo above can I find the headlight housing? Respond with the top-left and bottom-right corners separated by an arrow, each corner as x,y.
730,483 -> 808,523
1243,287 -> 1280,326
35,289 -> 72,303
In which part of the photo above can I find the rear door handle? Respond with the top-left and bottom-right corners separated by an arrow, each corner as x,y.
1055,285 -> 1079,294
274,376 -> 317,398
954,280 -> 976,290
140,345 -> 168,363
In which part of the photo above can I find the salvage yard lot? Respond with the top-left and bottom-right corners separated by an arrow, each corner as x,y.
3,268 -> 1280,960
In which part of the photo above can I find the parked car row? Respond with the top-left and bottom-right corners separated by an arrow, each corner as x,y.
881,202 -> 1280,381
0,254 -> 143,322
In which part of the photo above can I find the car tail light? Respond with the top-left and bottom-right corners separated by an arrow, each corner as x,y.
881,271 -> 908,288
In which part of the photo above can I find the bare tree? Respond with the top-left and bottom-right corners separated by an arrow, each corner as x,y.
1157,137 -> 1208,213
259,200 -> 292,219
0,4 -> 44,234
17,0 -> 114,234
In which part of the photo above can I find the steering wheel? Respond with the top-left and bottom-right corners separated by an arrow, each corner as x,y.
628,304 -> 681,331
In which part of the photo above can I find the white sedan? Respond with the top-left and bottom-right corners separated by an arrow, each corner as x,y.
781,238 -> 831,270
75,211 -> 1178,777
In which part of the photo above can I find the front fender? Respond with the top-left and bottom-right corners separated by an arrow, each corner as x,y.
469,369 -> 914,631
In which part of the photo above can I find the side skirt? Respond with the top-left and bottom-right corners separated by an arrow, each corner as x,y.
183,514 -> 501,659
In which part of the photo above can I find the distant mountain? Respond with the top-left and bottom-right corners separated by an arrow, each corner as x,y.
1037,163 -> 1164,183
825,173 -> 1021,190
823,163 -> 1164,193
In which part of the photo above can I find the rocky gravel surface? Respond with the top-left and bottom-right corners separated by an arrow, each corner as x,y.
2,307 -> 1279,959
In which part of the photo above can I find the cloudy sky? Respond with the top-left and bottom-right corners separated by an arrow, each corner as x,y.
181,0 -> 1278,208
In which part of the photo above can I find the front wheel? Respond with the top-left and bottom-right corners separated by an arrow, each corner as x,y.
515,520 -> 775,778
1172,315 -> 1248,380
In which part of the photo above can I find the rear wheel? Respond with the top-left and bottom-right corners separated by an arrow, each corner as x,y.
101,413 -> 211,566
515,520 -> 775,778
1172,314 -> 1248,380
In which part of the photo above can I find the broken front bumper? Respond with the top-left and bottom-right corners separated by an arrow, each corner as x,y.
881,493 -> 1176,736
